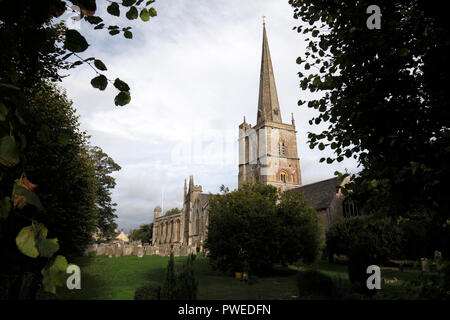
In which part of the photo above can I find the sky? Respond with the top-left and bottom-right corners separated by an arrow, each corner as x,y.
59,0 -> 359,232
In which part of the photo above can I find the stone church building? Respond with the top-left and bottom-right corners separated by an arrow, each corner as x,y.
151,176 -> 211,255
150,23 -> 354,255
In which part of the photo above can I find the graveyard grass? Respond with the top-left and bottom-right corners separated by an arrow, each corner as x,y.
38,255 -> 423,300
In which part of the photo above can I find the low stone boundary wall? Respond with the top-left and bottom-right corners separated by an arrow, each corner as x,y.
84,242 -> 197,257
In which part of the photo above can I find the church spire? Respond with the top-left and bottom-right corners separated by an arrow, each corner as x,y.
257,21 -> 282,124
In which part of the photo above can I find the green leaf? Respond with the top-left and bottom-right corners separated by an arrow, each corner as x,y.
124,31 -> 133,39
0,196 -> 11,220
0,102 -> 8,121
64,29 -> 89,53
94,23 -> 105,30
41,255 -> 68,294
94,59 -> 107,71
305,63 -> 310,70
113,78 -> 130,91
16,226 -> 39,258
122,0 -> 136,6
318,143 -> 325,150
109,29 -> 120,36
38,238 -> 59,258
85,16 -> 103,24
107,2 -> 120,16
0,135 -> 20,168
146,0 -> 155,5
312,29 -> 319,37
12,185 -> 44,211
114,91 -> 131,106
140,8 -> 150,21
90,75 -> 108,91
126,6 -> 139,20
148,7 -> 157,17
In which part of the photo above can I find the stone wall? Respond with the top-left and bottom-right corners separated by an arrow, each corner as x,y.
84,241 -> 197,258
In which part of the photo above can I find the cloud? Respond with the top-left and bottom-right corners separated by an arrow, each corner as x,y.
59,0 -> 359,232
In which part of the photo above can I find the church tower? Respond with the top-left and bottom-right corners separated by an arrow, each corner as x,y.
238,22 -> 302,191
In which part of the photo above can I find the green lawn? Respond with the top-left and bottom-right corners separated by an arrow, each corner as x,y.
37,254 -> 425,300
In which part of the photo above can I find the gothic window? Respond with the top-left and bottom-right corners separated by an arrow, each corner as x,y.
278,141 -> 286,157
274,108 -> 279,115
343,197 -> 360,218
280,171 -> 287,183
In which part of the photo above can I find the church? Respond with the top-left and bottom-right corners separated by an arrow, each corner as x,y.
150,23 -> 353,255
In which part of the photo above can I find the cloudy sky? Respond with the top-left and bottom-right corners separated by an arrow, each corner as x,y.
59,0 -> 359,232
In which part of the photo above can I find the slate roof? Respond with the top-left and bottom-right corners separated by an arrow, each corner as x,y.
287,177 -> 341,210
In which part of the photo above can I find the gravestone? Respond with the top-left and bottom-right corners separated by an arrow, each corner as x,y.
114,243 -> 122,258
136,246 -> 144,258
123,245 -> 132,256
421,258 -> 430,272
96,244 -> 105,256
434,251 -> 443,271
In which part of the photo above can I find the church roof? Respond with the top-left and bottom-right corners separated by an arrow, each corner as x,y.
287,177 -> 341,211
257,23 -> 282,124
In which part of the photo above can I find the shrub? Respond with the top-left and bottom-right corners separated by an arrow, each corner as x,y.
326,216 -> 403,295
296,270 -> 334,299
134,281 -> 161,300
174,254 -> 198,300
160,253 -> 177,300
160,253 -> 198,300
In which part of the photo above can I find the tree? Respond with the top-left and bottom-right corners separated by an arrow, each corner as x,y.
129,223 -> 153,243
289,0 -> 450,237
166,208 -> 180,216
88,146 -> 121,240
205,183 -> 320,274
0,0 -> 158,297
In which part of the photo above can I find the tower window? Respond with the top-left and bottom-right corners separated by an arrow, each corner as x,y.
280,171 -> 287,183
279,141 -> 286,157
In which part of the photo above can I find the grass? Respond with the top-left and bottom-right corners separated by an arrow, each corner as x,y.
37,254 -> 427,300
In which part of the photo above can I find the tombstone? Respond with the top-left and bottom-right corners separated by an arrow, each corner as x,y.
136,246 -> 144,258
123,245 -> 132,256
96,244 -> 105,256
114,243 -> 122,258
434,251 -> 443,271
421,258 -> 430,272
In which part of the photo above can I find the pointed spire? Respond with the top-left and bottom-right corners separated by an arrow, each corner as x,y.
291,112 -> 295,126
189,175 -> 194,191
183,179 -> 187,201
257,22 -> 282,124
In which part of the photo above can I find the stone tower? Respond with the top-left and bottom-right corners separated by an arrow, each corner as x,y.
238,23 -> 302,191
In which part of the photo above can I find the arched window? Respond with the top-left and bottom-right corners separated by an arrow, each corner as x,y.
278,141 -> 286,157
280,171 -> 287,183
343,197 -> 360,218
